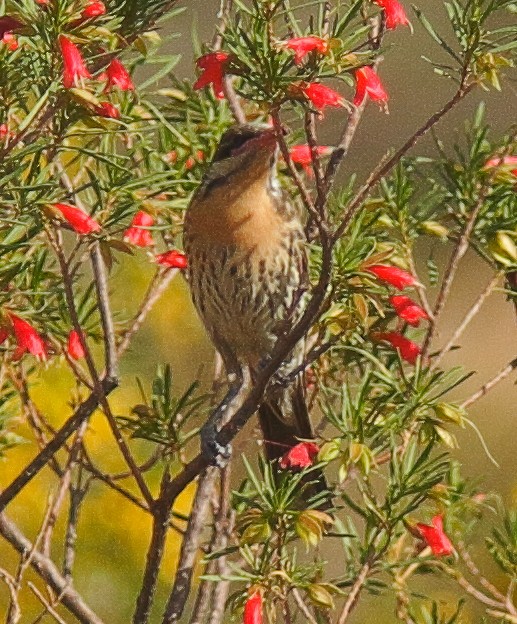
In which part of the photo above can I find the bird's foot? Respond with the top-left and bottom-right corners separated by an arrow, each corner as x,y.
200,422 -> 232,468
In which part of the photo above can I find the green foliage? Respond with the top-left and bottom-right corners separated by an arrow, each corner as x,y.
120,364 -> 208,451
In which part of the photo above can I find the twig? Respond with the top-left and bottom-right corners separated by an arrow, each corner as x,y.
0,376 -> 118,512
212,0 -> 247,124
461,357 -> 517,409
333,82 -> 475,243
63,426 -> 89,581
292,588 -> 318,624
162,467 -> 218,623
117,268 -> 179,357
270,110 -> 318,221
0,567 -> 21,624
432,271 -> 503,369
337,561 -> 372,624
0,514 -> 106,624
405,248 -> 434,320
439,561 -> 506,610
90,243 -> 118,379
423,181 -> 493,356
207,465 -> 234,624
51,230 -> 154,508
28,582 -> 68,624
133,471 -> 175,624
456,541 -> 512,608
41,461 -> 73,559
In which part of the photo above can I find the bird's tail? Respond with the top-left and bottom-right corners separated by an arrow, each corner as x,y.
258,379 -> 313,462
258,379 -> 329,504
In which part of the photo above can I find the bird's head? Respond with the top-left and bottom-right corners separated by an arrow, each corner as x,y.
201,124 -> 280,192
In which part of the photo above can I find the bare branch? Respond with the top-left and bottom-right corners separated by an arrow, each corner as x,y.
0,376 -> 118,512
162,467 -> 218,623
0,514 -> 106,624
461,357 -> 517,409
432,271 -> 503,369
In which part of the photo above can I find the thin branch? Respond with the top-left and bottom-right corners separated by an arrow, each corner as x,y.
117,268 -> 179,357
0,514 -> 106,624
423,181 -> 493,356
50,230 -> 154,508
207,465 -> 235,624
133,471 -> 175,624
0,566 -> 21,624
456,541 -> 513,608
63,428 -> 89,582
461,357 -> 517,409
270,110 -> 318,221
0,376 -> 118,512
439,562 -> 506,610
28,582 -> 68,624
337,561 -> 372,624
432,271 -> 503,369
333,82 -> 475,243
162,467 -> 218,624
292,589 -> 318,624
90,243 -> 118,379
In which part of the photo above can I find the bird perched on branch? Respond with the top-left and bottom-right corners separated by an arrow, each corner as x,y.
183,124 -> 315,465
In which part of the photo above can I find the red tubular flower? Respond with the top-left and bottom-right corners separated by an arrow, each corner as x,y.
124,211 -> 155,247
484,155 -> 517,176
301,82 -> 346,111
302,82 -> 345,110
35,0 -> 50,5
67,329 -> 85,360
52,203 -> 101,235
416,514 -> 453,556
10,314 -> 47,360
2,32 -> 18,51
81,1 -> 106,19
283,36 -> 328,64
279,441 -> 320,470
366,264 -> 417,290
94,101 -> 120,118
243,591 -> 263,624
193,51 -> 230,99
59,35 -> 91,88
390,295 -> 428,327
155,250 -> 188,269
375,332 -> 421,364
353,66 -> 388,107
289,144 -> 332,175
374,0 -> 410,30
106,58 -> 134,91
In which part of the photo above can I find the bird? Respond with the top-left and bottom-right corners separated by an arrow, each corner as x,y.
183,123 -> 315,465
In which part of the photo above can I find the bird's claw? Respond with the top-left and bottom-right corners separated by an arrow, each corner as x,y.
200,423 -> 232,467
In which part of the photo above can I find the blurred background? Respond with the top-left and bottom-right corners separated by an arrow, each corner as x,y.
0,1 -> 515,621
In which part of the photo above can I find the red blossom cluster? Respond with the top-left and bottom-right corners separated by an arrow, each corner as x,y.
243,591 -> 263,624
484,155 -> 517,176
6,314 -> 47,360
289,144 -> 333,175
2,32 -> 18,51
374,0 -> 410,30
191,0 -> 410,115
366,265 -> 428,363
281,36 -> 329,64
81,1 -> 106,20
279,441 -> 320,470
124,211 -> 155,247
416,514 -> 454,556
67,329 -> 85,360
